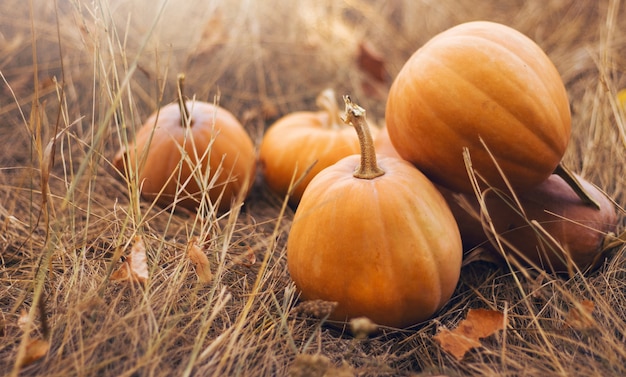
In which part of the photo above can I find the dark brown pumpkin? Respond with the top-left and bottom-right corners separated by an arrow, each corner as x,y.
445,174 -> 618,272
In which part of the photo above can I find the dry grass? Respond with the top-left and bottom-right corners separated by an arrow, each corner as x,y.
1,0 -> 625,376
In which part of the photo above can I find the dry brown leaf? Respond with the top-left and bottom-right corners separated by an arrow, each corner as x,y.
187,238 -> 213,283
111,236 -> 149,284
434,308 -> 505,360
357,40 -> 386,82
564,299 -> 595,331
18,338 -> 50,367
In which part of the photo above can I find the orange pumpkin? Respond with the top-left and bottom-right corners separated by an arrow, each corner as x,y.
259,89 -> 378,206
386,21 -> 571,193
287,97 -> 462,328
114,76 -> 256,212
373,125 -> 402,159
445,174 -> 618,272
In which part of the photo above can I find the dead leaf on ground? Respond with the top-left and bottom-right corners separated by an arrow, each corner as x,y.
186,237 -> 213,283
111,236 -> 149,284
563,299 -> 595,331
357,40 -> 386,82
434,308 -> 506,360
18,338 -> 50,368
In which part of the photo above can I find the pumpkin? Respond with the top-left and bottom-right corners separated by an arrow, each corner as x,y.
445,173 -> 618,272
287,97 -> 462,328
373,125 -> 402,159
114,75 -> 256,212
259,89 -> 378,206
386,21 -> 571,194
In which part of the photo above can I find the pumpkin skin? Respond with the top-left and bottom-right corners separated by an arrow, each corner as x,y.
287,99 -> 462,328
386,21 -> 571,193
444,174 -> 618,272
259,89 -> 378,206
374,125 -> 402,159
114,101 -> 256,212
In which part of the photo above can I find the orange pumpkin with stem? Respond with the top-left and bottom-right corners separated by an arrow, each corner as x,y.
259,89 -> 378,206
114,74 -> 256,212
287,96 -> 462,328
386,21 -> 571,194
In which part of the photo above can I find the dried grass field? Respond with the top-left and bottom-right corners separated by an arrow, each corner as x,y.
1,0 -> 626,376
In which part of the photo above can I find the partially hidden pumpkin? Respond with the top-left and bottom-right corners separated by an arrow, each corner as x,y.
445,174 -> 618,272
114,76 -> 256,212
259,89 -> 378,206
373,125 -> 402,159
386,21 -> 571,194
287,97 -> 462,328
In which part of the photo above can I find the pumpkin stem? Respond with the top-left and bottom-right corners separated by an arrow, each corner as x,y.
316,88 -> 344,129
341,95 -> 385,179
554,164 -> 601,210
177,73 -> 192,127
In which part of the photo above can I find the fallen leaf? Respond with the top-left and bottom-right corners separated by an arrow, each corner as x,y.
187,237 -> 213,283
357,40 -> 386,82
434,308 -> 505,360
18,338 -> 50,367
111,236 -> 149,284
564,299 -> 595,331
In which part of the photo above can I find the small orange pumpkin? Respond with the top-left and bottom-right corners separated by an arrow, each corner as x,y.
287,97 -> 462,328
259,89 -> 378,206
373,125 -> 402,159
386,21 -> 571,193
445,174 -> 618,272
114,75 -> 256,212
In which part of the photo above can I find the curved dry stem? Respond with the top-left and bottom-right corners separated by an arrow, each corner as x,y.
315,88 -> 343,128
341,95 -> 384,179
554,164 -> 601,210
177,73 -> 191,127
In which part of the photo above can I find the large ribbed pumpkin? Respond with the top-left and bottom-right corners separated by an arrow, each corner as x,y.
386,21 -> 571,193
287,97 -> 462,328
